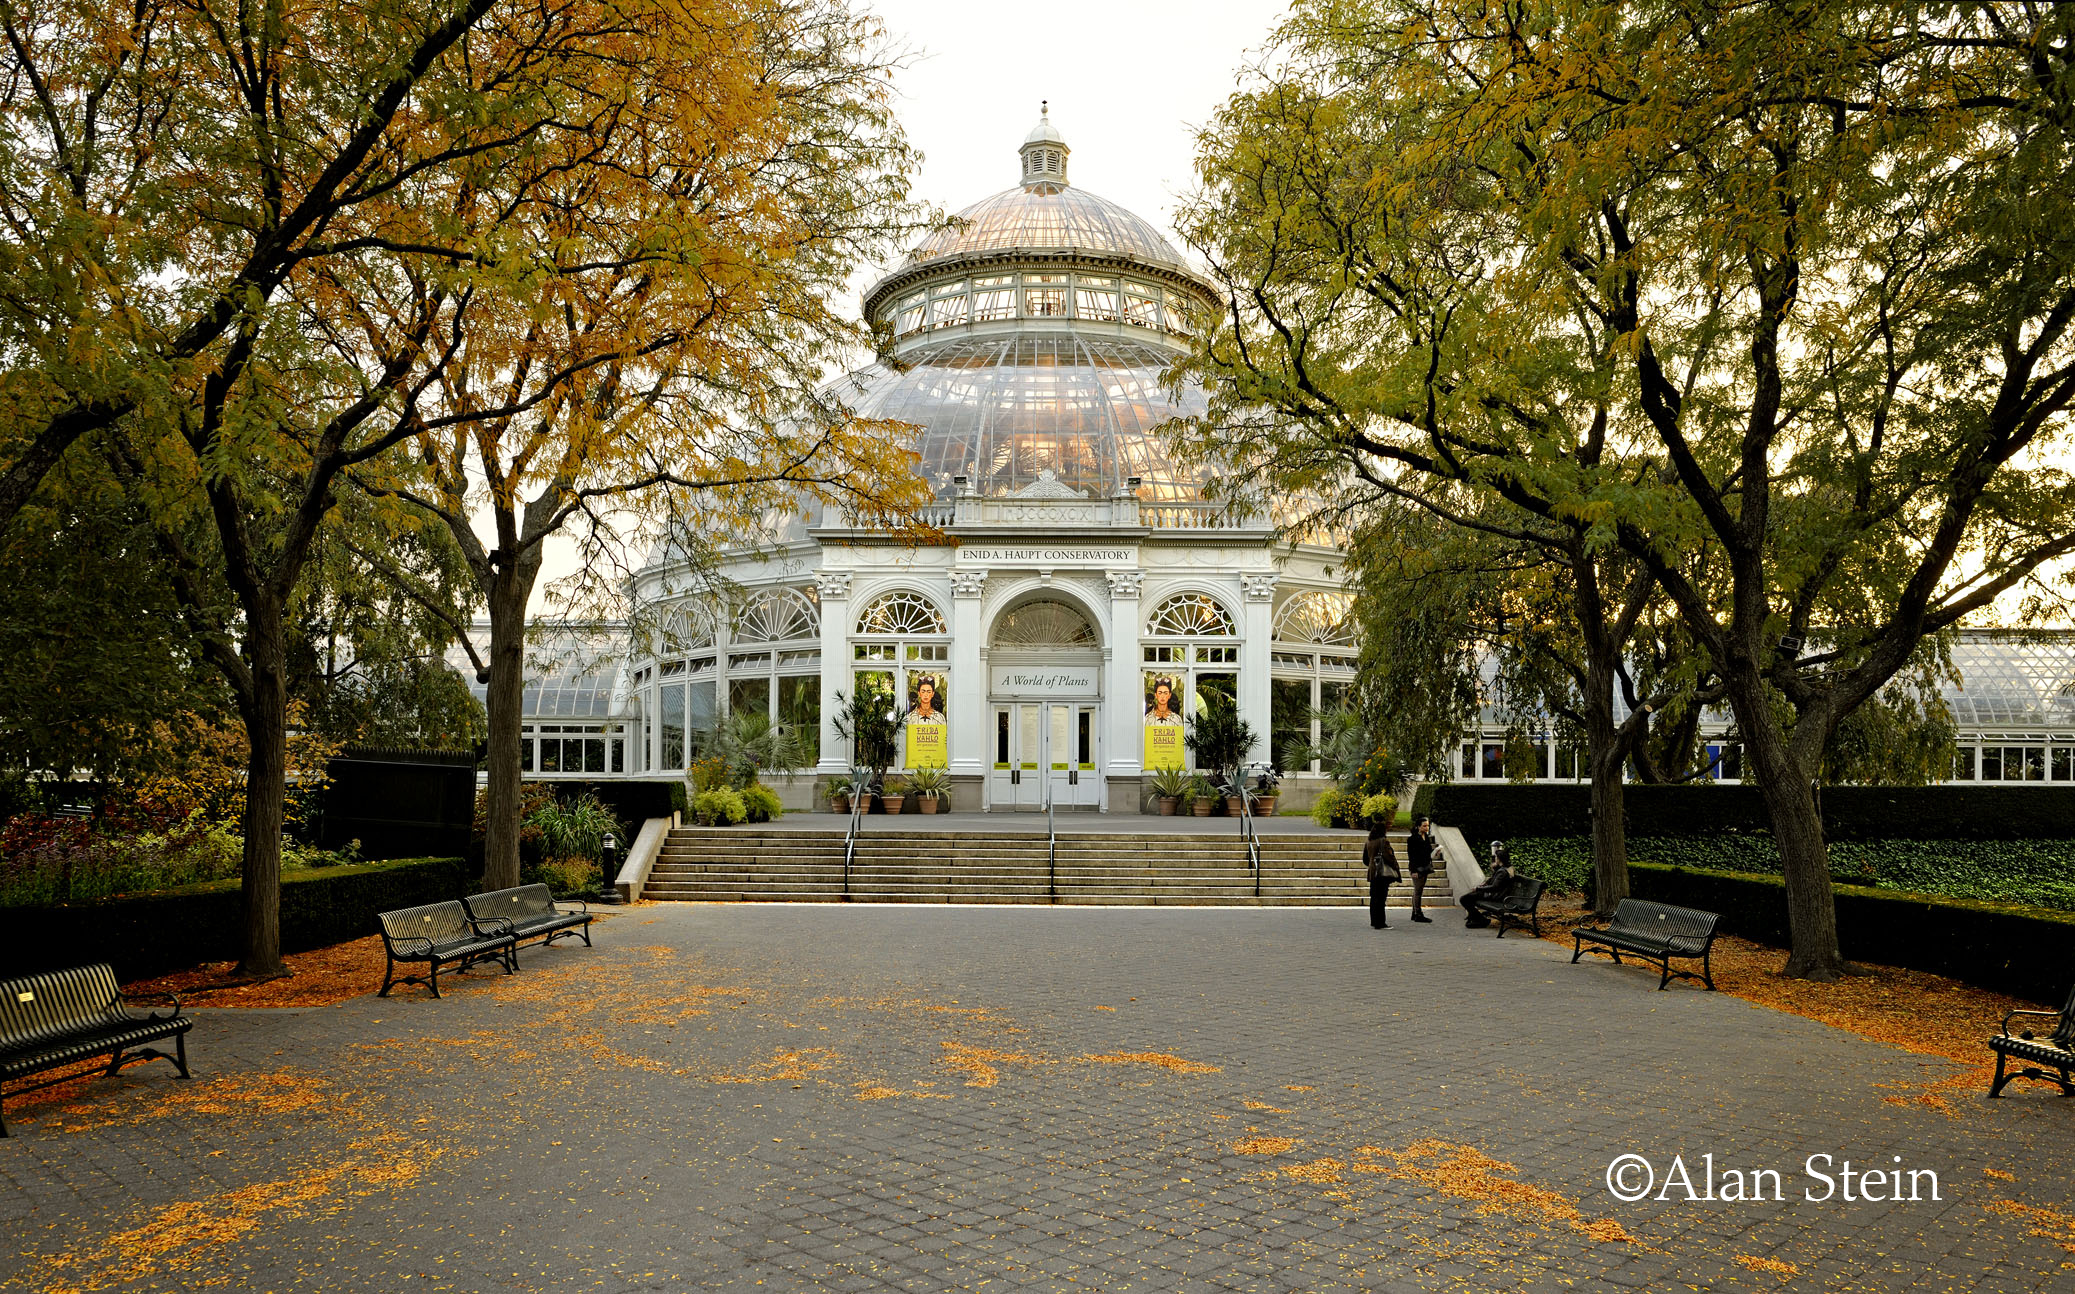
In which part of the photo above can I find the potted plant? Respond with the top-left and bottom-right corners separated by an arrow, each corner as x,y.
1184,701 -> 1258,804
880,774 -> 909,815
829,779 -> 852,815
907,766 -> 951,814
832,685 -> 900,801
1148,766 -> 1189,815
1187,773 -> 1218,816
1253,767 -> 1282,816
1221,779 -> 1248,817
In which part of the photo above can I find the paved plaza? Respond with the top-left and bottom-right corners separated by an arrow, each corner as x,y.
3,904 -> 2070,1292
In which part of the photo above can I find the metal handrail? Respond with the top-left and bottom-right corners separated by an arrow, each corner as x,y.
1237,774 -> 1262,898
841,768 -> 866,901
1046,786 -> 1058,903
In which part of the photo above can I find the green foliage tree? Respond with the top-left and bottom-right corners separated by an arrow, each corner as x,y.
0,461 -> 229,782
1179,0 -> 2075,979
353,0 -> 936,890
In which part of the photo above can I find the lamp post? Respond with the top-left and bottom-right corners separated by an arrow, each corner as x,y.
599,831 -> 620,904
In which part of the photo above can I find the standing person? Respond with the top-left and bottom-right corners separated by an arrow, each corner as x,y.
1364,820 -> 1401,929
1405,815 -> 1437,923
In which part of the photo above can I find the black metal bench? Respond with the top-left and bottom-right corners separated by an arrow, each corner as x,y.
464,884 -> 594,952
1571,898 -> 1721,990
376,901 -> 517,998
1,964 -> 192,1136
1989,983 -> 2075,1098
1464,874 -> 1545,938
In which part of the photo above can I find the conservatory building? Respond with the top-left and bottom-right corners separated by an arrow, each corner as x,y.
613,111 -> 1357,812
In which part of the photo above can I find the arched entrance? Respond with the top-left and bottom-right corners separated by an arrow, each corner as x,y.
986,596 -> 1104,810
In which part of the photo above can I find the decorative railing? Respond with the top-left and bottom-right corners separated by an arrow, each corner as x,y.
1141,504 -> 1251,530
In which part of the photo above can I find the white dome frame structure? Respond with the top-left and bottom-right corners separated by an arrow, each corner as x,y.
613,107 -> 1358,812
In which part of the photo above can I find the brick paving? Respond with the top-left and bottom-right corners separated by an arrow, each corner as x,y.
2,904 -> 2070,1292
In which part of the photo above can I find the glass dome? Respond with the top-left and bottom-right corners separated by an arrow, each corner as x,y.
903,184 -> 1190,271
843,334 -> 1211,502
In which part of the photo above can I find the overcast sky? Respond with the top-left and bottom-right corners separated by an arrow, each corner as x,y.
862,0 -> 1290,281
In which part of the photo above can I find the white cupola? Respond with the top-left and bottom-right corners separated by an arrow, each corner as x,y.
1019,101 -> 1069,194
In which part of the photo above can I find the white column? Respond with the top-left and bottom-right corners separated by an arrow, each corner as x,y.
1240,573 -> 1277,771
815,570 -> 852,775
1104,570 -> 1145,783
949,569 -> 987,779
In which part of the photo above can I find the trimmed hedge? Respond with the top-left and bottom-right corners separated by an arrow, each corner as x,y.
0,856 -> 472,983
1504,835 -> 2075,913
1620,861 -> 2073,1005
1427,782 -> 2075,843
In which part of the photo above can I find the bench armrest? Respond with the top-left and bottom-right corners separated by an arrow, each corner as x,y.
470,916 -> 517,938
555,899 -> 589,916
2000,1007 -> 2069,1037
117,989 -> 183,1020
385,934 -> 435,957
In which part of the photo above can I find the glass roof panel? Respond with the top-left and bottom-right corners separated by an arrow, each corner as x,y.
904,185 -> 1187,270
844,334 -> 1211,503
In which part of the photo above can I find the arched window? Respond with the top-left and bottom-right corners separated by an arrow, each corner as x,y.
852,591 -> 949,755
1143,592 -> 1241,769
1271,592 -> 1359,773
992,599 -> 1099,647
857,591 -> 947,636
734,587 -> 819,644
1273,592 -> 1355,647
725,587 -> 823,763
1146,593 -> 1236,637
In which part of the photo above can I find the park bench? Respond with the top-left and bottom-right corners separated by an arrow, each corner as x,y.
376,900 -> 517,999
1571,898 -> 1722,990
0,963 -> 191,1137
1988,982 -> 2075,1098
1464,874 -> 1545,938
463,884 -> 594,952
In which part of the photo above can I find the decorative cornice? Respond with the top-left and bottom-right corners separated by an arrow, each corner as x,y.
949,569 -> 988,599
1105,570 -> 1145,599
1242,573 -> 1279,603
814,571 -> 853,600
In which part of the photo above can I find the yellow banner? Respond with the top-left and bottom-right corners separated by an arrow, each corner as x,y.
1143,721 -> 1184,771
905,717 -> 948,770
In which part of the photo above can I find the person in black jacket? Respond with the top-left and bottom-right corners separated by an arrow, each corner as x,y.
1461,841 -> 1515,927
1364,821 -> 1400,929
1404,815 -> 1437,923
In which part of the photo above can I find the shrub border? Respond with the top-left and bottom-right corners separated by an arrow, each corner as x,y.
1622,860 -> 2073,1005
0,855 -> 472,983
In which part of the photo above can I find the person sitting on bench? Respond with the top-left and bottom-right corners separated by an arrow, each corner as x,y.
1460,842 -> 1515,928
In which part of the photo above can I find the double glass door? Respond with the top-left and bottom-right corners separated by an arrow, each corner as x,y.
991,702 -> 1099,810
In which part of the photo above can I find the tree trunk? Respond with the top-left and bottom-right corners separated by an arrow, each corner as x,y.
1586,743 -> 1629,917
235,602 -> 291,979
1730,684 -> 1850,980
479,546 -> 544,891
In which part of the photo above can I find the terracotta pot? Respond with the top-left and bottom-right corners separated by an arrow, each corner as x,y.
1226,796 -> 1246,816
1190,798 -> 1214,817
1158,796 -> 1179,816
1256,795 -> 1279,816
918,796 -> 939,814
882,794 -> 907,815
830,794 -> 851,815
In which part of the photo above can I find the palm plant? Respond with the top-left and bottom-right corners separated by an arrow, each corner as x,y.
709,710 -> 809,789
1184,701 -> 1257,789
832,685 -> 899,783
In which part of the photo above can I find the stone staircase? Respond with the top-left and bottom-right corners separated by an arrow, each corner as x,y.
640,828 -> 1454,907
